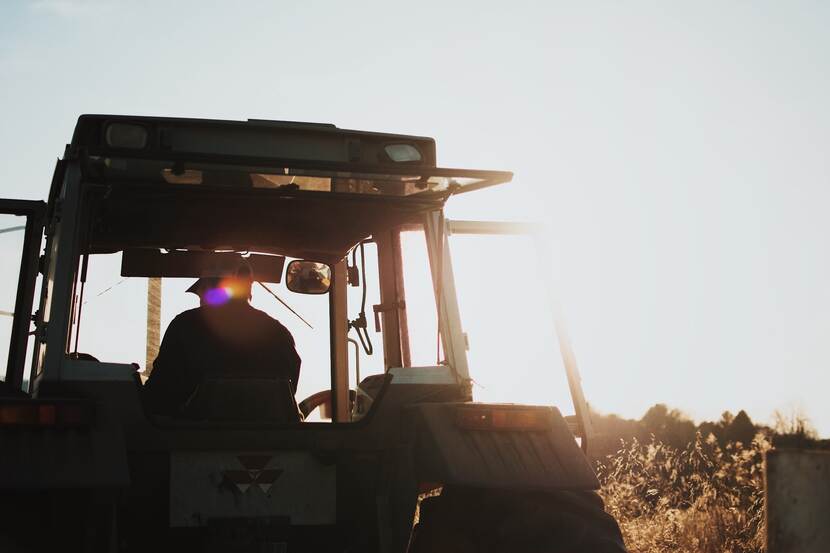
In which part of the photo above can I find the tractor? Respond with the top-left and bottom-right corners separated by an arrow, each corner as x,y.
0,115 -> 625,552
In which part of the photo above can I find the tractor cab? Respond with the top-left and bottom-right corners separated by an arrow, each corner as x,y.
0,115 -> 615,553
7,116 -> 510,412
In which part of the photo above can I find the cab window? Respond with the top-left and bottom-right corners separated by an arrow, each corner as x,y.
448,232 -> 574,411
68,251 -> 333,419
0,214 -> 27,382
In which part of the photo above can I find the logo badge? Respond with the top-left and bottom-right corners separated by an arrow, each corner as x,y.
223,455 -> 284,494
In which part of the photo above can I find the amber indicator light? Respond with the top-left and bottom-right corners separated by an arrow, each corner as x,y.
0,401 -> 93,428
455,407 -> 550,431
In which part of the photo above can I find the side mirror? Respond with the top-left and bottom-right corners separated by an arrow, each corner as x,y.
285,260 -> 332,294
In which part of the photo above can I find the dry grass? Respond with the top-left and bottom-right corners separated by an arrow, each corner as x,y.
597,432 -> 769,553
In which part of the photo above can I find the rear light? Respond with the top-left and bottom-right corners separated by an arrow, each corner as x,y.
105,122 -> 148,149
384,144 -> 422,163
455,406 -> 551,432
0,400 -> 93,428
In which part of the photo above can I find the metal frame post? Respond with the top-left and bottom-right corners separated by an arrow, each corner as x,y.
0,200 -> 45,392
37,162 -> 85,385
374,230 -> 404,370
329,259 -> 350,422
424,211 -> 470,386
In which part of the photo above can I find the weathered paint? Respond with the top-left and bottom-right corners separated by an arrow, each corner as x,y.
766,449 -> 830,553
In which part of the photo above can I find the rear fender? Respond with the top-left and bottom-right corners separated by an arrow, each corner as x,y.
0,360 -> 140,490
406,403 -> 599,492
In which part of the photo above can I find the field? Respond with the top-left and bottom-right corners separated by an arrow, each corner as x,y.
597,434 -> 768,553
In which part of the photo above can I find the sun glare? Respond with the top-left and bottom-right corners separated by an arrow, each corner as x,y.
400,229 -> 575,413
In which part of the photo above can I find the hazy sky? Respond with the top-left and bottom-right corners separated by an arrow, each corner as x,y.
1,1 -> 829,435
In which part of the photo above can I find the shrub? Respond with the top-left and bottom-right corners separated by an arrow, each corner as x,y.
597,432 -> 769,553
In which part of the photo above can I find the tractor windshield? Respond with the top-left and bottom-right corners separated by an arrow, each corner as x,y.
69,252 -> 333,401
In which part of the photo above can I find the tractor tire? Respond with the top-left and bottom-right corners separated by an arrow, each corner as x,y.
409,486 -> 626,553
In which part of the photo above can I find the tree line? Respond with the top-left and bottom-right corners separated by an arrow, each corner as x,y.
589,403 -> 827,459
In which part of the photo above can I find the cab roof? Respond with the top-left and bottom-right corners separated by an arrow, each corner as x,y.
69,115 -> 512,262
71,114 -> 512,197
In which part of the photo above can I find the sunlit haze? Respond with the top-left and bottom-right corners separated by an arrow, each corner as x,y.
2,1 -> 829,435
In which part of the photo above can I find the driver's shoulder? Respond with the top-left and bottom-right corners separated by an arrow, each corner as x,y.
167,307 -> 203,328
245,305 -> 289,330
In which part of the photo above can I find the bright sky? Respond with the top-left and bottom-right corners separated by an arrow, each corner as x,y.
1,1 -> 829,435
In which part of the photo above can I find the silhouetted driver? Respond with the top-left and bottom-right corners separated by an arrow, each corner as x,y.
143,271 -> 301,420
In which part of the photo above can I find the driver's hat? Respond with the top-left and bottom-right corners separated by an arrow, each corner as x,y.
186,277 -> 222,296
186,263 -> 254,298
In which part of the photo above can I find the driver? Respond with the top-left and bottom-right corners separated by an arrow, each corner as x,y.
142,269 -> 301,417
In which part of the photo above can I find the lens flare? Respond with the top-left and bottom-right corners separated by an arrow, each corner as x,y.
204,287 -> 231,306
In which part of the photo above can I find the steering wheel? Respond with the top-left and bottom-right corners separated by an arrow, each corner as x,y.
298,389 -> 356,419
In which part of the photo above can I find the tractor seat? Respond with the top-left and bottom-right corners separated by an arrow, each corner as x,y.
181,377 -> 303,423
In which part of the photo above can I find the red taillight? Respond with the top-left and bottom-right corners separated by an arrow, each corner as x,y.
0,401 -> 93,428
38,404 -> 56,425
455,406 -> 550,432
